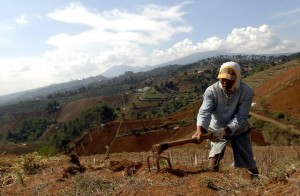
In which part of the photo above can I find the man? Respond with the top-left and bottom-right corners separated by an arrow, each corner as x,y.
192,61 -> 259,178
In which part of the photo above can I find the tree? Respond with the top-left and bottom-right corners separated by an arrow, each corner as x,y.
50,103 -> 115,151
45,100 -> 60,114
6,118 -> 53,142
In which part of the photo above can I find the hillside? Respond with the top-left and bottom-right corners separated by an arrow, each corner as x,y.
1,54 -> 300,155
245,59 -> 300,131
0,54 -> 300,195
62,60 -> 300,156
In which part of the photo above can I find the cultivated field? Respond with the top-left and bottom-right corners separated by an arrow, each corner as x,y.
1,59 -> 300,195
1,146 -> 300,195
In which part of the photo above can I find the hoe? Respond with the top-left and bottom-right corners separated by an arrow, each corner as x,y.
147,135 -> 211,172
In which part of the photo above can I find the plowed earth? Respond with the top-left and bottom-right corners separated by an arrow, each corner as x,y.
1,147 -> 300,195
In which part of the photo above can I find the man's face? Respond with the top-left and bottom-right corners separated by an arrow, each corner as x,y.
219,78 -> 236,92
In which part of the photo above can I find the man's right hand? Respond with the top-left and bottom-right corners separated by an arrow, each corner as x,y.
192,130 -> 202,143
192,126 -> 211,143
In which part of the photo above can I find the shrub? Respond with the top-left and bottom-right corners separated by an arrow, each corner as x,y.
38,146 -> 58,157
253,119 -> 265,129
273,113 -> 285,119
20,154 -> 45,175
268,163 -> 288,181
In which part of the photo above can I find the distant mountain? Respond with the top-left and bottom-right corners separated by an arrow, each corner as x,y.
156,51 -> 224,67
101,65 -> 148,78
102,51 -> 224,78
0,74 -> 108,106
1,50 -> 291,106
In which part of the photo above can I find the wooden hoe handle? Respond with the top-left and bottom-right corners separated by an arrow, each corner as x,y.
152,135 -> 211,154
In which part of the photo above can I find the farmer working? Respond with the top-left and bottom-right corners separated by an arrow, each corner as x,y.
192,61 -> 259,178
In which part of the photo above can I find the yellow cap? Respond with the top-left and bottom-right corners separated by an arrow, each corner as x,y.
217,67 -> 237,80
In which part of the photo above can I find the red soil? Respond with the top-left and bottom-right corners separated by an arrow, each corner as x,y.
254,64 -> 300,118
254,64 -> 300,99
54,63 -> 299,158
266,78 -> 300,118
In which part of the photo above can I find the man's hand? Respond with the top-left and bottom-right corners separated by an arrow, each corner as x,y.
192,130 -> 202,143
192,126 -> 212,143
211,128 -> 226,142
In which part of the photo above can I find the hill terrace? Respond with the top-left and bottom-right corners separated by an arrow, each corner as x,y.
133,86 -> 151,93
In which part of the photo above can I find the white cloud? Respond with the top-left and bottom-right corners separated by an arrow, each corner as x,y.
47,2 -> 191,45
0,1 -> 298,97
272,8 -> 300,18
271,8 -> 300,29
0,57 -> 54,95
151,24 -> 296,64
45,2 -> 191,71
14,15 -> 28,24
7,26 -> 13,31
0,2 -> 191,95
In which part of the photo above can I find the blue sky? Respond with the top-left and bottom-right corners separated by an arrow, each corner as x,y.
0,0 -> 300,96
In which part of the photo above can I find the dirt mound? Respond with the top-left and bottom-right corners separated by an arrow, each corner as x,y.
60,154 -> 86,181
109,159 -> 142,176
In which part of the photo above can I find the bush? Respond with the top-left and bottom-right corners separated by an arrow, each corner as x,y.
20,154 -> 45,175
6,118 -> 53,142
253,119 -> 265,129
51,103 -> 115,151
38,146 -> 58,157
273,113 -> 285,119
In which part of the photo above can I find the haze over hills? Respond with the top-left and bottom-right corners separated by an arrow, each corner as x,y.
0,52 -> 299,158
0,51 -> 296,107
0,51 -> 222,106
99,51 -> 290,78
0,74 -> 108,106
102,51 -> 224,78
101,65 -> 149,78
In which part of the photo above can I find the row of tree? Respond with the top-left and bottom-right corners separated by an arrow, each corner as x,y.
6,118 -> 54,142
41,53 -> 298,100
50,103 -> 115,151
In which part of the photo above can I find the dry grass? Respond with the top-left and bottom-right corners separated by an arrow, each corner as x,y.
1,146 -> 300,195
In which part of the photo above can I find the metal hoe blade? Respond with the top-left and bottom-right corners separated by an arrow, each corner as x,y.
147,138 -> 204,172
147,154 -> 172,172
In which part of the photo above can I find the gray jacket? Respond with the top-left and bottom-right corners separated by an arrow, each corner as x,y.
197,81 -> 254,135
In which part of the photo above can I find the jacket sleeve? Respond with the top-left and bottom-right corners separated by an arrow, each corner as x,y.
196,88 -> 215,130
227,86 -> 254,133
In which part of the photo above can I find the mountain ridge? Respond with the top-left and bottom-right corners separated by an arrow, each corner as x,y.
102,51 -> 224,78
0,51 -> 297,106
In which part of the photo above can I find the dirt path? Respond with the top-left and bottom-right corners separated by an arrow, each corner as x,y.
250,111 -> 300,135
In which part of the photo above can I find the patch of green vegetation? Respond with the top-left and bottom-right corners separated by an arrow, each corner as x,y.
261,123 -> 300,146
45,100 -> 60,114
6,117 -> 54,142
251,119 -> 265,129
250,116 -> 300,146
140,86 -> 164,99
272,112 -> 285,120
38,146 -> 58,157
51,103 -> 116,151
